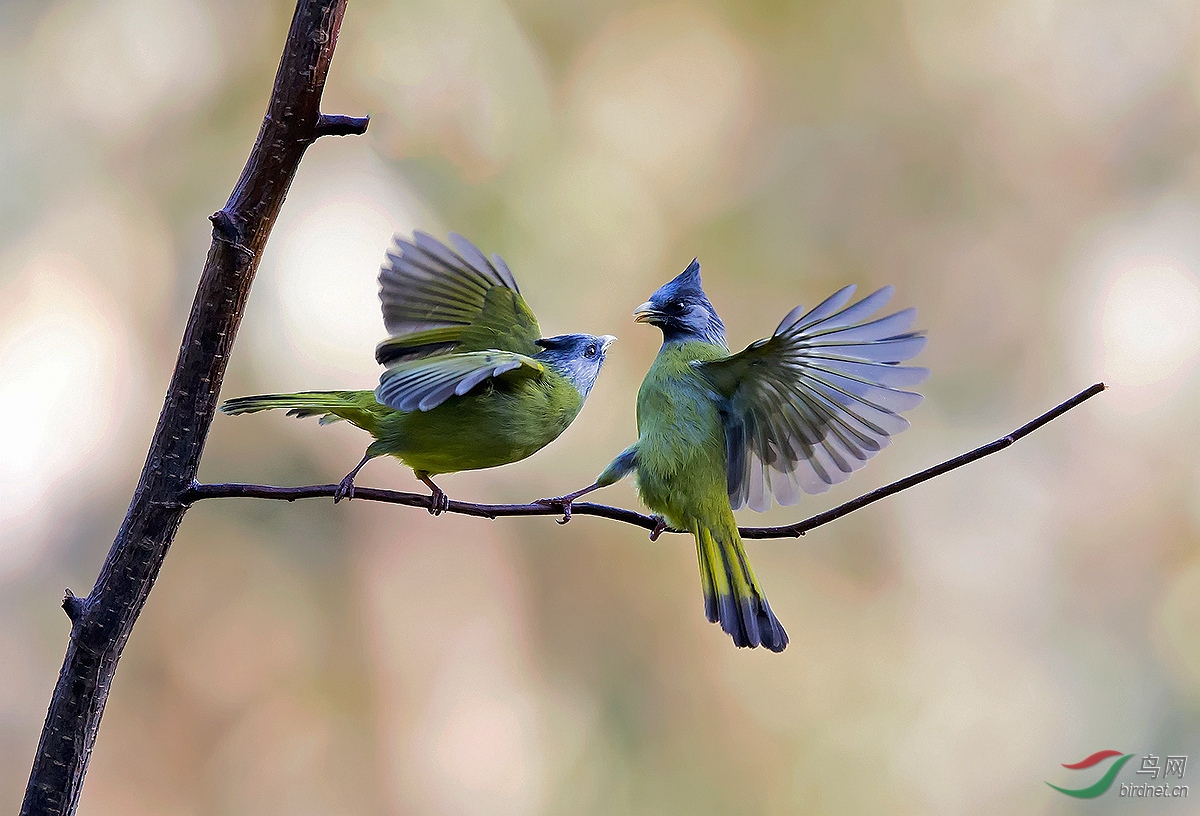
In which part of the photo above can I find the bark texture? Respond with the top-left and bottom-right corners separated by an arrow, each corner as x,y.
20,3 -> 366,813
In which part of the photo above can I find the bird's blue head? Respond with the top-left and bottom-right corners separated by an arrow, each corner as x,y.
634,260 -> 727,347
533,333 -> 616,399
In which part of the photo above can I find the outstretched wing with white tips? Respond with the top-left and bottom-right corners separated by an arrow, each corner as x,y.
375,232 -> 540,365
693,285 -> 928,512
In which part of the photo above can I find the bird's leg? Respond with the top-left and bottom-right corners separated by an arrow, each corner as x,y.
417,472 -> 450,515
537,446 -> 635,524
536,481 -> 601,524
649,516 -> 668,541
335,454 -> 373,503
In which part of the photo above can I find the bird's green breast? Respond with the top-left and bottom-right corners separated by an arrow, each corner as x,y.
634,340 -> 731,526
374,371 -> 583,475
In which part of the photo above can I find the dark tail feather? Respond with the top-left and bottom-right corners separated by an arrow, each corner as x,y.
696,522 -> 788,652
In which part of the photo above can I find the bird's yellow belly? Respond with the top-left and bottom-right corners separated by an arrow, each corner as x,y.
633,343 -> 733,527
381,380 -> 579,476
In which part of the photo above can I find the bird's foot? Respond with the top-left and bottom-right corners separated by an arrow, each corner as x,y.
334,454 -> 373,503
333,474 -> 356,503
426,485 -> 450,516
536,482 -> 602,524
535,492 -> 580,523
536,495 -> 575,525
649,516 -> 668,541
417,474 -> 450,515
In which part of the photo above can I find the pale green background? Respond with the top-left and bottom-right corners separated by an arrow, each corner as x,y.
1,0 -> 1199,814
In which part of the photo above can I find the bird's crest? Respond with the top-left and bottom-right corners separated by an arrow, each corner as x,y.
651,258 -> 704,304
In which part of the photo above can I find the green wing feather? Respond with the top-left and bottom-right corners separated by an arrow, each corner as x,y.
694,285 -> 928,512
375,350 -> 545,413
374,232 -> 541,364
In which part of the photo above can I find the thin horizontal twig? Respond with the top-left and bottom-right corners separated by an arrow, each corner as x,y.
188,382 -> 1105,539
186,481 -> 665,529
742,381 -> 1105,538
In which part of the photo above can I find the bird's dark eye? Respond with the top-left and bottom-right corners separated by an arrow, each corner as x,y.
669,301 -> 687,315
584,344 -> 597,358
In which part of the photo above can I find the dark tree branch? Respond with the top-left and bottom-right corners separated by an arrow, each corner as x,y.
186,383 -> 1105,538
21,4 -> 365,815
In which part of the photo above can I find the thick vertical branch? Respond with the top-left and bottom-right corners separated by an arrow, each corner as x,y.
20,3 -> 367,814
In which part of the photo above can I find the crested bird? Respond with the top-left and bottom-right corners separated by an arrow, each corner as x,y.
542,260 -> 926,650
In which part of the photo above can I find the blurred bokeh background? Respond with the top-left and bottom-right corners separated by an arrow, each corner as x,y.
2,0 -> 1200,813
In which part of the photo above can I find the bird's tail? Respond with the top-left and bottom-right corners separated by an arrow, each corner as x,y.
219,391 -> 385,434
695,515 -> 789,652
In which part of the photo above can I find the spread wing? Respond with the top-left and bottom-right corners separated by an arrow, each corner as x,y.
375,350 -> 545,413
374,232 -> 541,365
693,285 -> 928,512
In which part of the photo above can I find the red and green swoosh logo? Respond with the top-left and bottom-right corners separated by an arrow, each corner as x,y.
1047,750 -> 1135,798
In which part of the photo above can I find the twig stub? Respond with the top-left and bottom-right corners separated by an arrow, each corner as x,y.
314,113 -> 371,137
60,591 -> 85,624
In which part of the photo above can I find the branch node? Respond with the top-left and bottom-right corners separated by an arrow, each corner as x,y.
209,209 -> 239,240
314,113 -> 370,138
179,481 -> 199,506
61,590 -> 86,623
209,210 -> 254,259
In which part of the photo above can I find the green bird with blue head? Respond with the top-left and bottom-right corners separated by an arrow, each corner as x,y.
221,232 -> 615,512
544,260 -> 927,651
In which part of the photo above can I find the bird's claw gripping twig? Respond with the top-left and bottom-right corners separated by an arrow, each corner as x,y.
333,474 -> 356,503
334,454 -> 372,503
649,516 -> 668,541
534,481 -> 602,524
418,474 -> 450,516
534,495 -> 575,524
427,485 -> 450,516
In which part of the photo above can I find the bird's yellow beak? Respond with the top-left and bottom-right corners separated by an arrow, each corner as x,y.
633,301 -> 658,324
